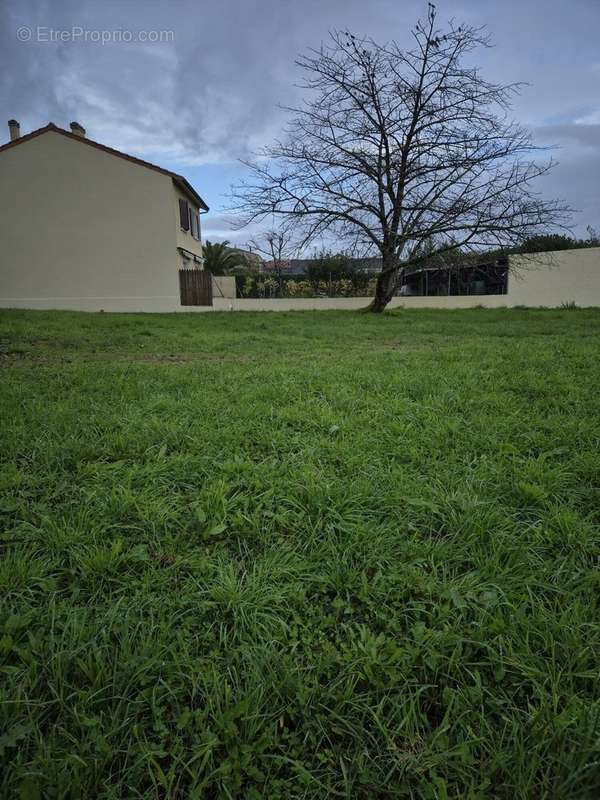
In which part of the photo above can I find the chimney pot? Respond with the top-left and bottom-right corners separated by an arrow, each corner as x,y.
70,121 -> 86,137
8,119 -> 20,141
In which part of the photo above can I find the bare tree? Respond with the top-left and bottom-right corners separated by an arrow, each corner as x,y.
247,229 -> 298,295
230,4 -> 570,311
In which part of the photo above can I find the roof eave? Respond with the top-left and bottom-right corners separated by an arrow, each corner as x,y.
0,123 -> 209,211
173,176 -> 209,212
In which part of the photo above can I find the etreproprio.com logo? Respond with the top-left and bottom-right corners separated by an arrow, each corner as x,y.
16,26 -> 175,44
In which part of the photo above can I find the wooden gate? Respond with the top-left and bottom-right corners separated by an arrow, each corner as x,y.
179,269 -> 213,306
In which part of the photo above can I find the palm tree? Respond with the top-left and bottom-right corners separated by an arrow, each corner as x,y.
203,240 -> 251,275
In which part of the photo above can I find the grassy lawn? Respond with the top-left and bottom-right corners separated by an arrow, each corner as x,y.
1,308 -> 600,799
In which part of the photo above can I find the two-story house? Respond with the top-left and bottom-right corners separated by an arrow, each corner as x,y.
0,120 -> 212,311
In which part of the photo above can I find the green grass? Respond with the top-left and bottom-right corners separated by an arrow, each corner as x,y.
1,307 -> 600,799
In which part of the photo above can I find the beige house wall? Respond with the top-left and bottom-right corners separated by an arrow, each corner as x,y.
0,130 -> 186,309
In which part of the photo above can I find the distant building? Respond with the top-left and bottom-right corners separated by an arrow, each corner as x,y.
228,248 -> 263,270
258,252 -> 508,295
398,256 -> 509,296
260,256 -> 383,275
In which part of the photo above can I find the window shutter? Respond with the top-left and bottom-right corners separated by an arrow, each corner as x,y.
179,198 -> 189,230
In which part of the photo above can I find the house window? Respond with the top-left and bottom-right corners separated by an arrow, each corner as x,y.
180,197 -> 200,240
190,208 -> 200,240
179,198 -> 190,231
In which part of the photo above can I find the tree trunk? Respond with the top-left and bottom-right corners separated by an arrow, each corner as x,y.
366,259 -> 397,313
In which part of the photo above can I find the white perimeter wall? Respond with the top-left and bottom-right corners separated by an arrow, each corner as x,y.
1,237 -> 598,312
507,249 -> 600,306
212,296 -> 512,312
212,248 -> 600,312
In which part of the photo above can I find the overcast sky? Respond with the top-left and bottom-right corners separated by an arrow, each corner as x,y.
2,0 -> 598,245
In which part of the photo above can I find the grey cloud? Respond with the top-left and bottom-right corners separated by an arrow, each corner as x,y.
1,0 -> 599,233
534,124 -> 600,151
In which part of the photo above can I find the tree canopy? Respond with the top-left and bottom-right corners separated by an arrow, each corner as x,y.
231,4 -> 569,310
202,241 -> 251,275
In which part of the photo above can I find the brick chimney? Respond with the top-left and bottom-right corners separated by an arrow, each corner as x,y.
8,119 -> 20,141
70,121 -> 86,137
